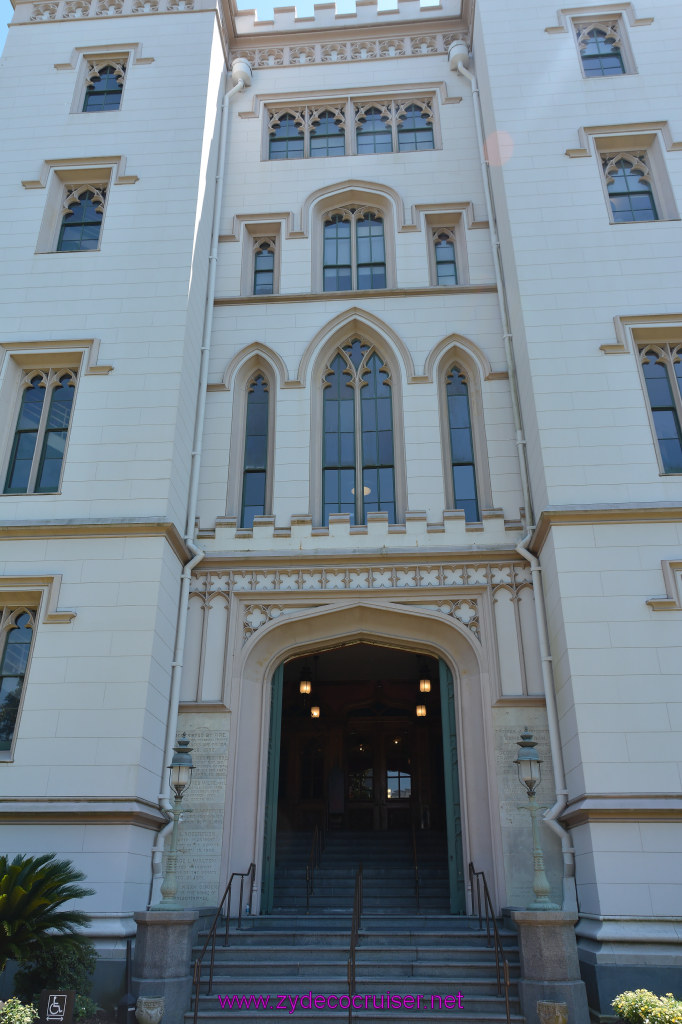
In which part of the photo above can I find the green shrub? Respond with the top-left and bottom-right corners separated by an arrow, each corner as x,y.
0,998 -> 38,1024
612,989 -> 682,1024
13,939 -> 97,1004
73,996 -> 99,1022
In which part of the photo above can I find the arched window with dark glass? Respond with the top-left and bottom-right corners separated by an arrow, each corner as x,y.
356,107 -> 392,154
83,62 -> 125,111
4,370 -> 77,495
253,239 -> 275,295
576,25 -> 625,76
57,187 -> 106,251
397,103 -> 434,152
322,339 -> 395,525
0,609 -> 35,753
323,208 -> 386,292
433,229 -> 458,285
310,111 -> 345,158
241,374 -> 270,527
640,347 -> 682,473
268,114 -> 304,160
445,365 -> 479,521
602,155 -> 658,222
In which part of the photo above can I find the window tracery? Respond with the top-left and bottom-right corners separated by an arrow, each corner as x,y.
83,60 -> 126,110
322,339 -> 395,525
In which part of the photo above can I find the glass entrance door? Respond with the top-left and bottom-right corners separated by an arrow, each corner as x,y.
345,721 -> 413,830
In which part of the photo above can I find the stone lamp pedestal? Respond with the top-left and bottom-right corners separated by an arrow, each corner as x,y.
132,911 -> 199,1024
511,910 -> 589,1024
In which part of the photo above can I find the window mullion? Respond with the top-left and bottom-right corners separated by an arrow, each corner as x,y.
354,383 -> 363,524
391,101 -> 398,152
350,216 -> 358,290
27,382 -> 52,493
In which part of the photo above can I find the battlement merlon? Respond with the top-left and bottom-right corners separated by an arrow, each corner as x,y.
230,0 -> 464,36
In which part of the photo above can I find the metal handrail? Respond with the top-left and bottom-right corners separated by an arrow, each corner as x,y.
468,863 -> 511,1024
347,863 -> 363,1024
192,863 -> 255,1024
305,822 -> 325,914
410,818 -> 421,912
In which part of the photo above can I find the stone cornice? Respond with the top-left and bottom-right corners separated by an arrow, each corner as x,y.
530,504 -> 682,555
0,519 -> 190,563
214,284 -> 497,305
562,793 -> 682,826
0,796 -> 167,830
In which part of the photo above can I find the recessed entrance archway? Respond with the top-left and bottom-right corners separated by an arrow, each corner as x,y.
220,600 -> 503,915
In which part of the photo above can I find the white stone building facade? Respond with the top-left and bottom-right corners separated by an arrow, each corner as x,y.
0,0 -> 680,1013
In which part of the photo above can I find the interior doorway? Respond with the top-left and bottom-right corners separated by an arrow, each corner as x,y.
261,643 -> 465,912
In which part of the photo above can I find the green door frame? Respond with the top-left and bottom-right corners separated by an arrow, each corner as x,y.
439,659 -> 465,913
261,659 -> 465,914
260,663 -> 283,914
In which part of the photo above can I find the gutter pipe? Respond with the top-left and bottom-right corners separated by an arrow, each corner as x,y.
449,41 -> 576,909
147,58 -> 253,907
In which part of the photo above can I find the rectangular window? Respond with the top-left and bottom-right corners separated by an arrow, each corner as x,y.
265,96 -> 436,160
638,345 -> 682,474
574,20 -> 628,76
592,133 -> 679,224
3,369 -> 78,494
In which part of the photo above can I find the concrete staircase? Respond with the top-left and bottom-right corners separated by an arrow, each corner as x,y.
189,831 -> 522,1024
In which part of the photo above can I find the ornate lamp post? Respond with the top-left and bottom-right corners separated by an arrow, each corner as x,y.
514,729 -> 559,911
154,733 -> 194,910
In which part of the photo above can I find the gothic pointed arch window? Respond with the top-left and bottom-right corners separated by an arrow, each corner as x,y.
4,369 -> 78,494
241,373 -> 271,527
638,345 -> 682,474
0,608 -> 36,754
444,364 -> 480,521
322,338 -> 396,525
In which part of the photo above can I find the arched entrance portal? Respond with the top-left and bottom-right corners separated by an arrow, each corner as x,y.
261,645 -> 465,913
221,601 -> 502,916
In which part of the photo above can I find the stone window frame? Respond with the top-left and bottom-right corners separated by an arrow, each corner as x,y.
0,604 -> 38,762
34,164 -> 114,254
263,94 -> 439,162
0,342 -> 103,497
226,357 -> 277,525
571,15 -> 635,76
0,575 -> 75,764
309,325 -> 408,528
77,54 -> 128,112
241,224 -> 281,296
635,342 -> 682,476
2,368 -> 79,496
424,212 -> 469,287
436,346 -> 493,518
592,132 -> 679,224
312,189 -> 397,294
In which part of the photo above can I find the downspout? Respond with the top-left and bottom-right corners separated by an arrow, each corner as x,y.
147,58 -> 253,907
449,42 -> 576,909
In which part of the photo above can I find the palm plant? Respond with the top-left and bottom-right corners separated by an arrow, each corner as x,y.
0,854 -> 95,974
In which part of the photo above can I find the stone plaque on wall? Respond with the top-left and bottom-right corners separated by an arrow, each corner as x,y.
174,712 -> 230,906
493,707 -> 563,907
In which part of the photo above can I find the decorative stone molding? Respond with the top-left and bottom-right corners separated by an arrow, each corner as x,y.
646,560 -> 682,612
545,3 -> 654,34
62,184 -> 106,217
242,602 -> 327,641
232,32 -> 461,70
194,562 -> 531,595
0,575 -> 76,624
601,150 -> 651,186
574,20 -> 621,51
24,0 -> 192,19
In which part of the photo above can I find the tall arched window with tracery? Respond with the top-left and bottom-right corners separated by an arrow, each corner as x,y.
241,373 -> 270,527
445,364 -> 480,521
322,339 -> 395,525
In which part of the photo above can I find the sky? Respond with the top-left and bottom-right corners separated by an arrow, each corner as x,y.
0,0 -> 12,54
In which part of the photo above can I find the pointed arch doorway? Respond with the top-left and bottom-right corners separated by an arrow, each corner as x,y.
261,644 -> 465,914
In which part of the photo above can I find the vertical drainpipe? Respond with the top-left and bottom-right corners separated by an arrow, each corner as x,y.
147,58 -> 253,907
448,41 -> 577,910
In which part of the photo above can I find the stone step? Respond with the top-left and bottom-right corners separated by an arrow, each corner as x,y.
189,1009 -> 523,1024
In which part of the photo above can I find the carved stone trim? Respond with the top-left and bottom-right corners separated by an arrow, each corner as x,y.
601,150 -> 652,185
193,562 -> 532,596
574,20 -> 622,50
85,58 -> 126,85
232,34 -> 463,71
